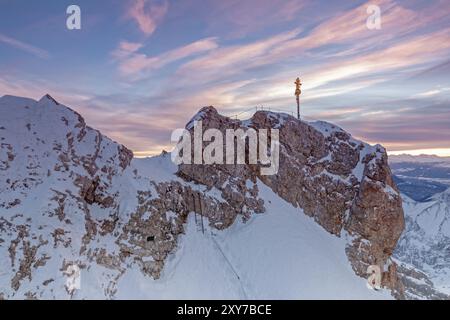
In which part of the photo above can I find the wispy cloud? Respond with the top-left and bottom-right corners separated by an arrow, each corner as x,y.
175,0 -> 450,88
176,28 -> 302,83
389,148 -> 450,157
206,0 -> 307,37
296,28 -> 450,92
415,87 -> 450,97
127,0 -> 169,36
0,33 -> 49,59
114,37 -> 219,78
336,102 -> 450,152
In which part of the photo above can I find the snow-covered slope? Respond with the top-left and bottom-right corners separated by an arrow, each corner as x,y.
0,94 -> 396,299
114,182 -> 390,299
395,190 -> 450,297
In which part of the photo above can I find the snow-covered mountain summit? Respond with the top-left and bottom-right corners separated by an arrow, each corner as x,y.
0,95 -> 404,299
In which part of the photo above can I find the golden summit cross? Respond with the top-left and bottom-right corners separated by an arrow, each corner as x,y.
294,77 -> 302,120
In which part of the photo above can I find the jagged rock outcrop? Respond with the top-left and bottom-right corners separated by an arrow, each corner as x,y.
178,106 -> 405,297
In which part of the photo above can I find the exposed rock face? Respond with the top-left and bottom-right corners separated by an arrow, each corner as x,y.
178,106 -> 405,297
117,178 -> 264,279
0,96 -> 405,299
345,152 -> 405,295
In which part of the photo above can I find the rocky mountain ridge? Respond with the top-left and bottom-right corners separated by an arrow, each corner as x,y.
0,94 -> 405,299
179,106 -> 405,296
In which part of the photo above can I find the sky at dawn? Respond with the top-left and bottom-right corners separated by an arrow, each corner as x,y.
0,0 -> 449,157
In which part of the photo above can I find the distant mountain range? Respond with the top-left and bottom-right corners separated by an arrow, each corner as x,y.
389,155 -> 450,202
390,154 -> 450,298
395,191 -> 450,298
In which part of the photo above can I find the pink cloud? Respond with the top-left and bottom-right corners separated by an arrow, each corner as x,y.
119,41 -> 143,53
337,103 -> 450,153
0,76 -> 91,104
127,0 -> 169,35
266,0 -> 449,63
174,0 -> 450,88
177,28 -> 301,81
256,27 -> 450,99
115,37 -> 219,77
112,41 -> 144,60
309,27 -> 450,86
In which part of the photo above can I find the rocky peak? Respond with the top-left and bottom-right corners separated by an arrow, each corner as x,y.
179,106 -> 405,297
39,94 -> 60,105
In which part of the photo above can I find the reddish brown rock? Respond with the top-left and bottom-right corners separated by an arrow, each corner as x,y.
177,106 -> 405,297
